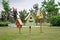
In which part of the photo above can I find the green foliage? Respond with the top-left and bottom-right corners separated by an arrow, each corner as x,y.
19,10 -> 27,23
2,0 -> 11,13
0,21 -> 10,27
33,3 -> 39,10
50,15 -> 60,26
33,3 -> 39,15
33,3 -> 39,25
2,0 -> 11,21
58,2 -> 60,5
42,0 -> 59,22
42,0 -> 58,15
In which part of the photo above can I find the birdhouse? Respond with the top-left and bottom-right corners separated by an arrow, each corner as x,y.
25,12 -> 36,26
37,10 -> 43,19
16,19 -> 23,28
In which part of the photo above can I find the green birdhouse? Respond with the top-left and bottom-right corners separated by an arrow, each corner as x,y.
25,12 -> 36,26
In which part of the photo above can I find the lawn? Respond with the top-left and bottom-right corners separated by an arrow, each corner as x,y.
0,26 -> 60,40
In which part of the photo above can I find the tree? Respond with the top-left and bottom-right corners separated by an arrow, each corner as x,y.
42,0 -> 58,16
41,0 -> 59,22
58,2 -> 60,6
19,9 -> 27,24
58,2 -> 60,9
32,3 -> 39,25
33,3 -> 39,15
29,8 -> 34,13
58,2 -> 60,14
13,8 -> 17,21
1,11 -> 5,21
2,0 -> 11,21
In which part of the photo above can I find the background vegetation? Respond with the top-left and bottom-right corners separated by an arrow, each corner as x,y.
0,0 -> 60,26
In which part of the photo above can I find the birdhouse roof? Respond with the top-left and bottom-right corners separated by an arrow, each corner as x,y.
25,12 -> 35,20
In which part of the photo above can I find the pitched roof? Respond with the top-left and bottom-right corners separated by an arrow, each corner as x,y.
25,12 -> 35,20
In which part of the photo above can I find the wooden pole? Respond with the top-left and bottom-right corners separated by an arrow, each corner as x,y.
19,27 -> 20,33
40,19 -> 42,32
19,26 -> 22,33
19,27 -> 21,33
29,26 -> 31,33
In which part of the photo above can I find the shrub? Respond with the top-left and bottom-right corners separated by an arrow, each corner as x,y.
0,21 -> 11,27
50,15 -> 60,26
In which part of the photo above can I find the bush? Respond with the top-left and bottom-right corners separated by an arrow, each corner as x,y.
50,15 -> 60,26
0,21 -> 11,27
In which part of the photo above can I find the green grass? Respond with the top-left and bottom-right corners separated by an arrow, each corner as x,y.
0,26 -> 60,40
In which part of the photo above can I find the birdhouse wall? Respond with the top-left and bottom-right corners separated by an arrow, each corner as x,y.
25,15 -> 36,26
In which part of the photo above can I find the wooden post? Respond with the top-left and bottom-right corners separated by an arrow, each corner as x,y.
40,19 -> 42,32
19,27 -> 20,33
19,27 -> 21,33
37,9 -> 43,32
16,19 -> 23,33
29,26 -> 31,33
19,25 -> 22,33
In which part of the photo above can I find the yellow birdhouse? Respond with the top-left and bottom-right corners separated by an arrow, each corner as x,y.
37,10 -> 43,19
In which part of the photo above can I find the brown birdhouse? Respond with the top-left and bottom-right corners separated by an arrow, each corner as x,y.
16,19 -> 23,28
